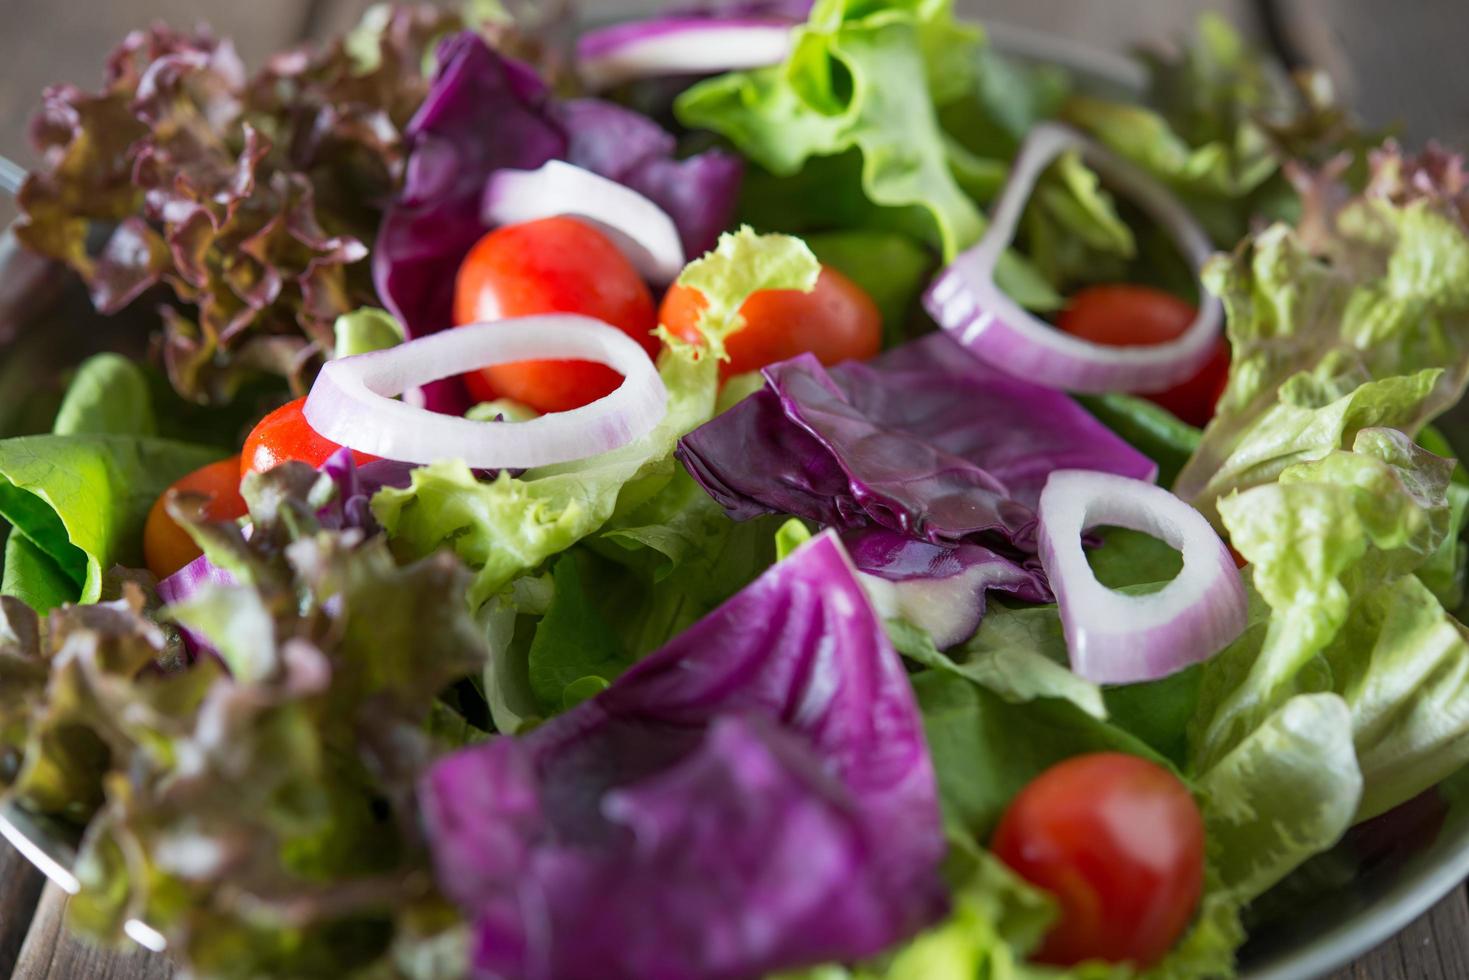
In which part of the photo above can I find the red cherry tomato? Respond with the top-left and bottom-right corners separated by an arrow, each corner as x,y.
143,456 -> 249,579
240,396 -> 377,480
453,216 -> 659,414
992,752 -> 1205,968
660,265 -> 882,379
1057,285 -> 1230,428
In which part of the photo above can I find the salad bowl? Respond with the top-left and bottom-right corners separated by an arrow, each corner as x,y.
1,5 -> 1468,980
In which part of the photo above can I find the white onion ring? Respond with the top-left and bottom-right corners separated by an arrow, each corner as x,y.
576,17 -> 795,91
483,161 -> 686,284
1037,469 -> 1247,684
303,315 -> 667,468
923,122 -> 1225,394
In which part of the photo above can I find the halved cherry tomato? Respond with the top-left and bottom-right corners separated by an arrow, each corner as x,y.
660,264 -> 882,379
453,216 -> 659,414
143,456 -> 249,579
240,396 -> 377,480
1057,284 -> 1230,428
992,752 -> 1205,968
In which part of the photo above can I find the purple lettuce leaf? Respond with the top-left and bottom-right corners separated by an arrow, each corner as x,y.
157,450 -> 414,654
373,33 -> 743,390
422,531 -> 948,980
677,333 -> 1157,551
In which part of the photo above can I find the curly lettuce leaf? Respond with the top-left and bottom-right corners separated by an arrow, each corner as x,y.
676,0 -> 982,260
1177,149 -> 1469,518
1,463 -> 485,979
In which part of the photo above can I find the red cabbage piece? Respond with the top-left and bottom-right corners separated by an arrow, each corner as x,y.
677,332 -> 1157,549
374,33 -> 741,364
422,532 -> 948,980
845,526 -> 1051,648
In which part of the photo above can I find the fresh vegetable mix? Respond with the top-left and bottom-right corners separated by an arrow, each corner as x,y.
1,3 -> 1468,980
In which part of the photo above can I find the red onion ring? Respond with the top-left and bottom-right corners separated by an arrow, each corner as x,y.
303,315 -> 667,468
1037,469 -> 1247,684
483,161 -> 686,284
576,17 -> 795,90
923,123 -> 1224,394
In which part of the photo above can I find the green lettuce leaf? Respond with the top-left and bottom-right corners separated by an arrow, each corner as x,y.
52,353 -> 156,438
1176,156 -> 1469,518
1194,428 -> 1469,820
0,434 -> 221,608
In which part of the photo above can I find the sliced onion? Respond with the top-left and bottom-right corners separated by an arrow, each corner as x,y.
923,122 -> 1224,394
576,17 -> 795,91
1037,469 -> 1246,684
303,315 -> 667,468
483,160 -> 686,284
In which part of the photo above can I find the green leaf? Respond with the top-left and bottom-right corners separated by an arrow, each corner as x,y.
332,307 -> 405,359
527,552 -> 632,714
913,670 -> 1163,842
1194,428 -> 1469,821
677,2 -> 983,262
774,518 -> 814,562
1,535 -> 76,614
1178,190 -> 1469,515
0,434 -> 222,608
53,354 -> 156,438
1196,692 -> 1361,899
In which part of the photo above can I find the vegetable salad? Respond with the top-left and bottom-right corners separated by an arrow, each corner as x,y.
1,2 -> 1468,979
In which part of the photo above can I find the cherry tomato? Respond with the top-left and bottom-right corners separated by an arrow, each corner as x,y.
660,264 -> 882,379
992,752 -> 1205,968
143,456 -> 248,579
240,396 -> 377,480
1057,285 -> 1230,428
453,216 -> 659,414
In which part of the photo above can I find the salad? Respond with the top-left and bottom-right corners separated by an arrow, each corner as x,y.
1,1 -> 1468,978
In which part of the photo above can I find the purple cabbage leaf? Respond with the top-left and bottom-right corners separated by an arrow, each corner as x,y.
374,32 -> 742,375
677,332 -> 1157,550
421,530 -> 948,980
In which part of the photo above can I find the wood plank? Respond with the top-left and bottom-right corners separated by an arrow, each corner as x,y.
13,883 -> 174,980
1324,887 -> 1469,980
0,839 -> 47,976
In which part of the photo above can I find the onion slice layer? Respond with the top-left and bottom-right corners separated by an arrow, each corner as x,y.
576,17 -> 795,90
1037,469 -> 1247,684
923,122 -> 1224,394
483,160 -> 687,284
304,315 -> 667,468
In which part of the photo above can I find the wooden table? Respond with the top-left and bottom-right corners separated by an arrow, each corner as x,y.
0,1 -> 1466,977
